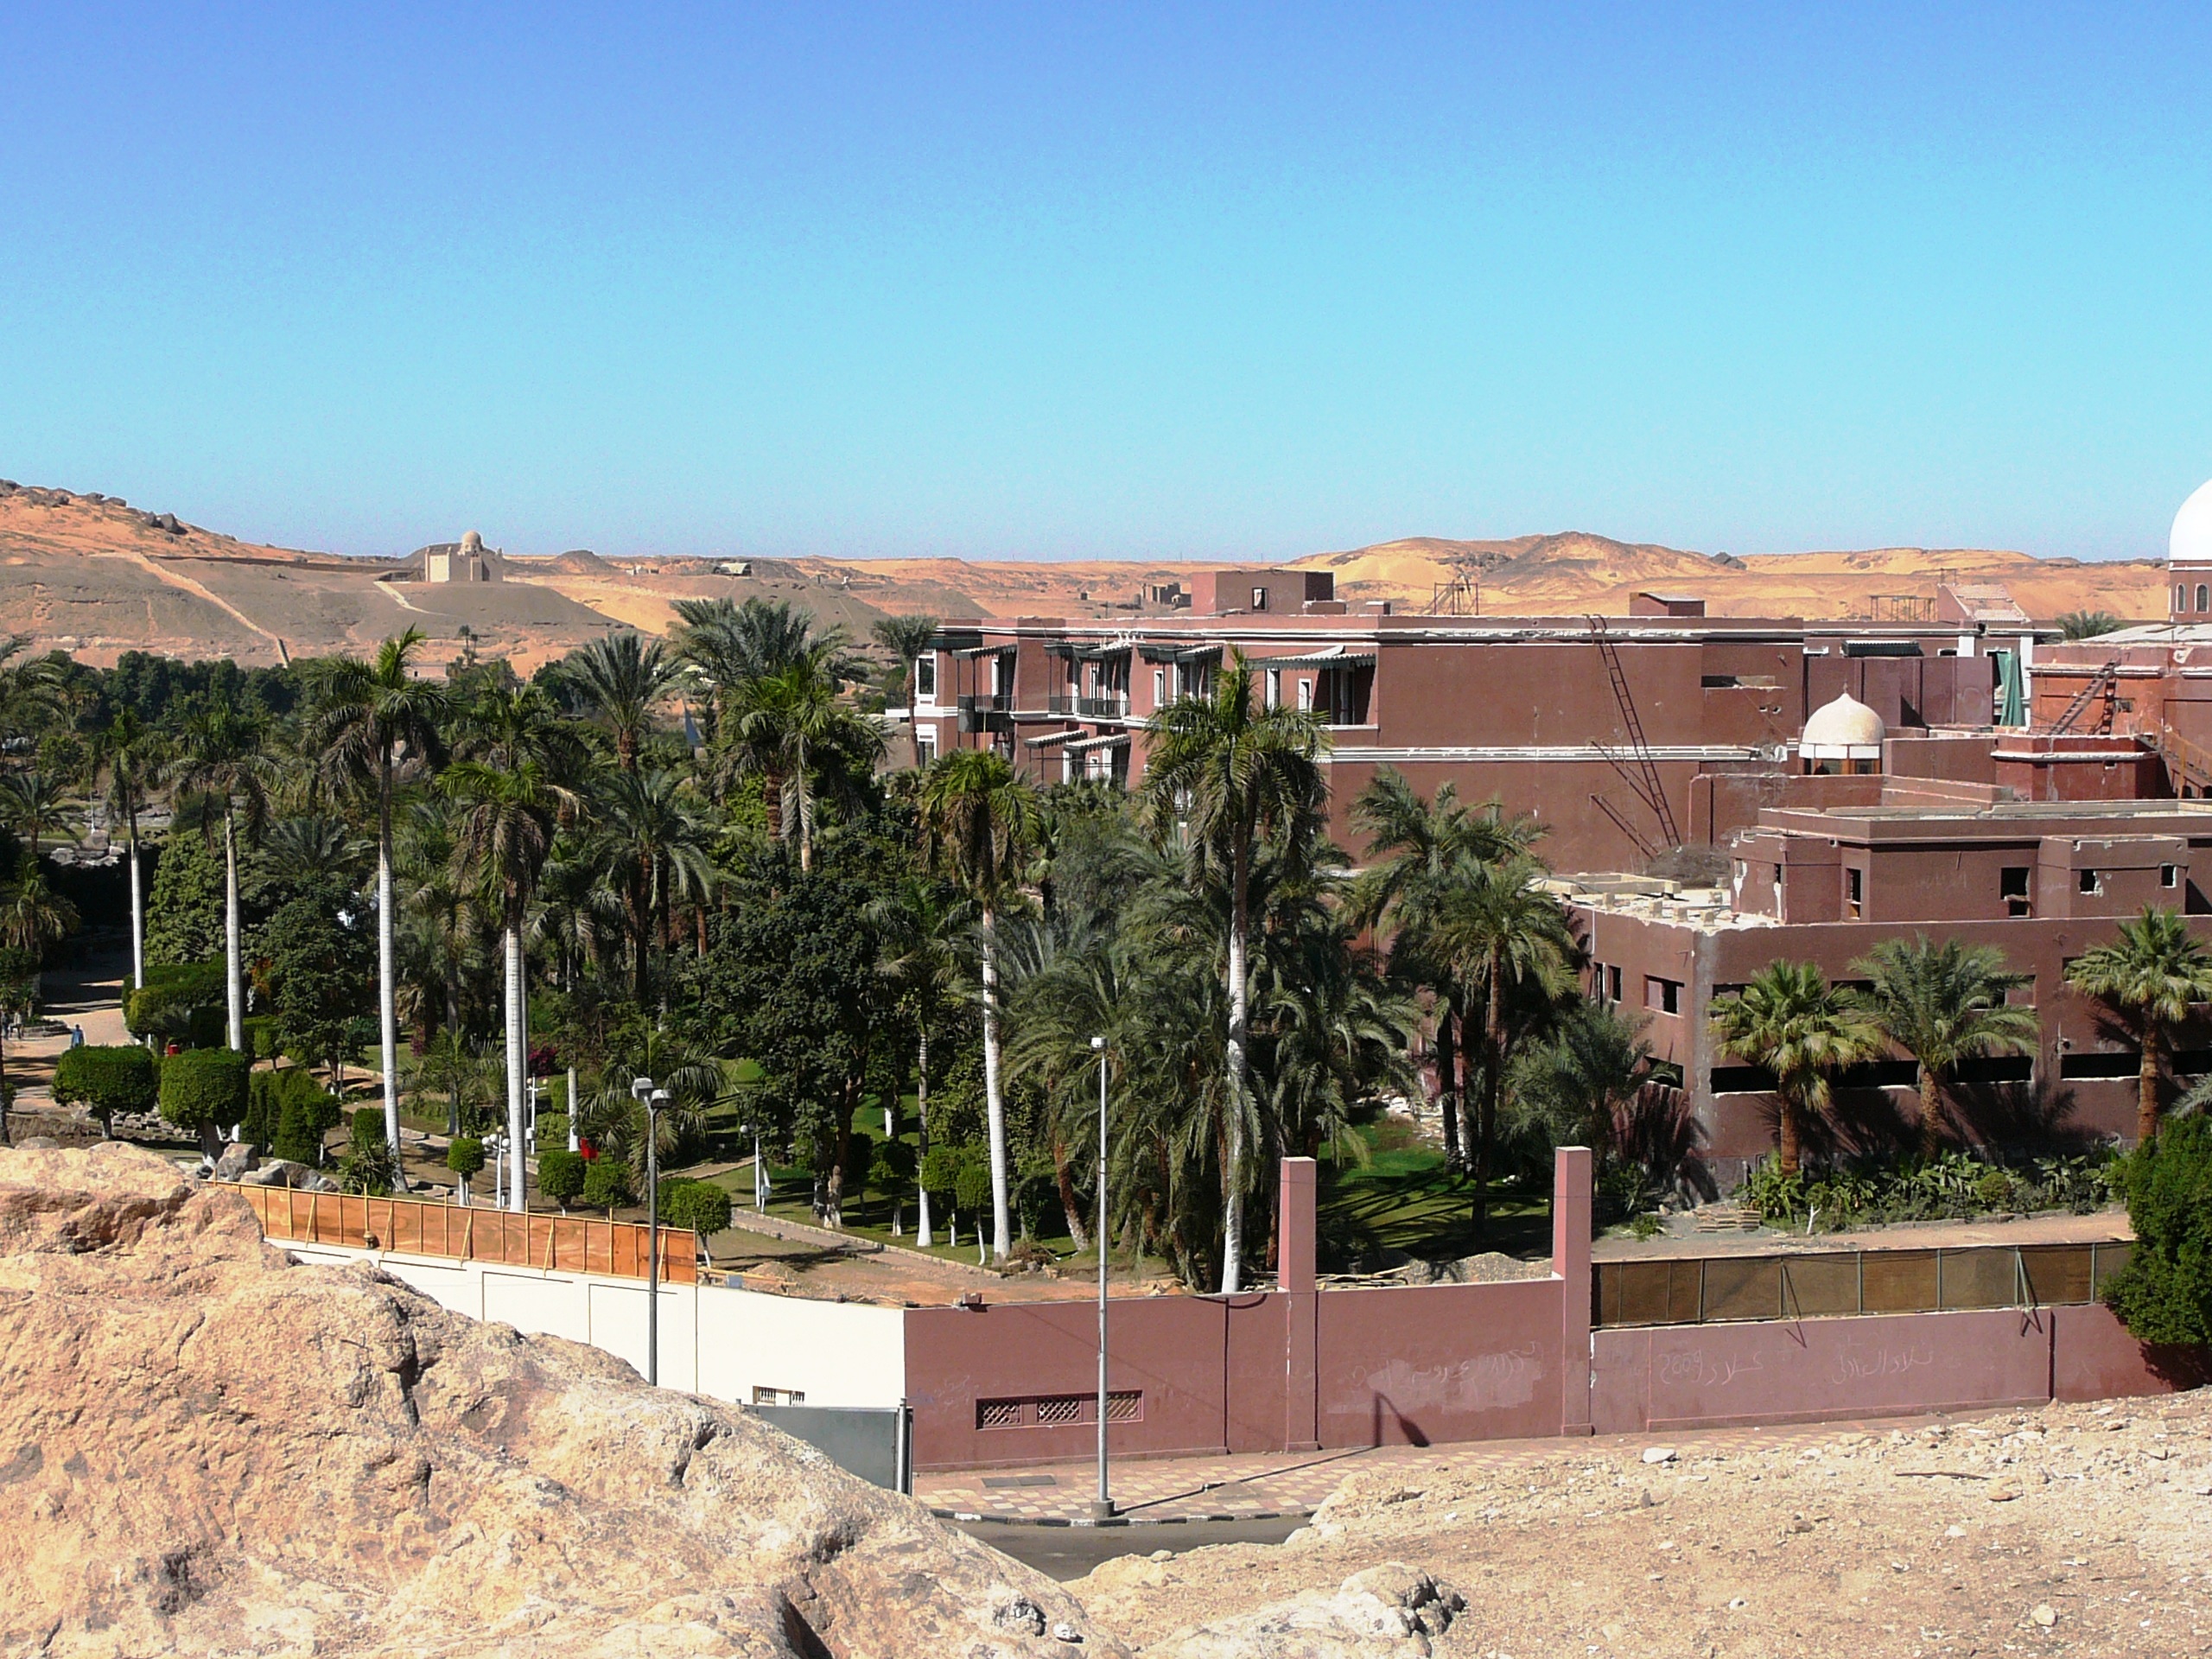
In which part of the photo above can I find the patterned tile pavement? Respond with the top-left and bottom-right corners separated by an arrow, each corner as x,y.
916,1412 -> 1970,1527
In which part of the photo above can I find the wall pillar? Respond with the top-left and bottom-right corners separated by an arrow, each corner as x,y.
1279,1156 -> 1319,1452
1553,1146 -> 1593,1436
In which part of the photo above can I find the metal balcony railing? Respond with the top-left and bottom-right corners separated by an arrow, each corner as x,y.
1047,694 -> 1129,718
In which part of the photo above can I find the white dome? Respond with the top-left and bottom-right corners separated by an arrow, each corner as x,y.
2173,480 -> 2212,565
1801,690 -> 1886,752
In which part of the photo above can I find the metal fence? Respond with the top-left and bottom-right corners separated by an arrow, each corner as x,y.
753,1405 -> 912,1493
232,1185 -> 696,1285
1593,1241 -> 2132,1328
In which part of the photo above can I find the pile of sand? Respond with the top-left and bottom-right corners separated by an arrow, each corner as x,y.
0,1143 -> 1115,1658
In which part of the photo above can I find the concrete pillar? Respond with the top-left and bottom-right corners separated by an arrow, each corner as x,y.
1553,1146 -> 1593,1436
1279,1156 -> 1319,1452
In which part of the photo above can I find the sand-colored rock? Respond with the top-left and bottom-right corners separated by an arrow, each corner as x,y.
1147,1564 -> 1465,1657
0,1142 -> 1118,1658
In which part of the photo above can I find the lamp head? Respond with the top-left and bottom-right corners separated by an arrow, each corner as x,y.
650,1087 -> 672,1108
631,1077 -> 652,1101
1090,1036 -> 1105,1052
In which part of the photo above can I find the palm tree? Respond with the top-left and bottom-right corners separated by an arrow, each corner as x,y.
1709,961 -> 1881,1177
871,613 -> 939,766
865,873 -> 973,1247
1852,935 -> 2039,1158
560,631 -> 678,771
91,711 -> 165,991
1429,853 -> 1579,1229
311,629 -> 452,1166
1141,652 -> 1327,1291
591,766 -> 717,998
0,639 -> 62,750
448,683 -> 582,1211
673,596 -> 858,741
726,661 -> 885,872
1513,998 -> 1656,1166
174,698 -> 272,1052
0,863 -> 73,1144
1350,768 -> 1539,1169
2064,907 -> 2212,1145
578,1026 -> 721,1184
0,771 -> 81,859
916,749 -> 1038,1263
2056,610 -> 2122,641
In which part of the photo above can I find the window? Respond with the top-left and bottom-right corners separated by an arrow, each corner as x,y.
2181,585 -> 2190,613
914,654 -> 936,699
2078,868 -> 2101,895
1251,586 -> 1269,610
916,728 -> 938,764
1846,867 -> 1864,918
753,1386 -> 806,1405
1267,668 -> 1281,709
2059,1050 -> 2140,1080
1153,668 -> 1166,705
1607,964 -> 1623,1002
977,1392 -> 1143,1429
2163,864 -> 2180,888
2197,583 -> 2207,613
1644,975 -> 1681,1014
1296,677 -> 1313,712
2001,865 -> 2031,917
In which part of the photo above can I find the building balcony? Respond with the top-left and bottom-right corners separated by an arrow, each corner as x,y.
1047,694 -> 1131,719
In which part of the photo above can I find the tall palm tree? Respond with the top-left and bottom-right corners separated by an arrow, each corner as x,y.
865,873 -> 973,1247
2064,906 -> 2212,1145
1513,998 -> 1656,1166
1709,961 -> 1881,1177
726,661 -> 885,872
915,749 -> 1038,1263
175,698 -> 272,1052
1428,853 -> 1578,1228
448,683 -> 582,1211
1141,652 -> 1327,1291
1852,935 -> 2039,1157
1349,768 -> 1539,1170
90,710 -> 166,990
871,613 -> 940,766
591,766 -> 717,999
673,595 -> 857,741
560,631 -> 678,771
0,639 -> 62,751
311,629 -> 452,1165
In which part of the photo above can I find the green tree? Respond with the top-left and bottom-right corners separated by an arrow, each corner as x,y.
159,1046 -> 251,1160
309,627 -> 452,1165
1709,962 -> 1881,1178
557,630 -> 678,772
865,874 -> 971,1246
258,889 -> 374,1084
2101,1113 -> 2212,1344
916,749 -> 1039,1263
2056,610 -> 2123,640
0,770 -> 79,858
1141,651 -> 1328,1290
871,613 -> 939,764
1852,934 -> 2040,1158
658,1178 -> 734,1263
2064,907 -> 2212,1145
144,830 -> 226,967
582,1156 -> 632,1217
52,1045 -> 158,1138
91,708 -> 167,991
446,1135 -> 486,1205
537,1147 -> 587,1211
725,659 -> 886,872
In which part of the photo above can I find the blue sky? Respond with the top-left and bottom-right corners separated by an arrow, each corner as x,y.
2,3 -> 2208,562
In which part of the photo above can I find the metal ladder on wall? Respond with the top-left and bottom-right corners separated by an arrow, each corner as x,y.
1586,616 -> 1682,850
2046,659 -> 2121,737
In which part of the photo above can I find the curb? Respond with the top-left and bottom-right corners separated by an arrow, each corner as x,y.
932,1506 -> 1314,1529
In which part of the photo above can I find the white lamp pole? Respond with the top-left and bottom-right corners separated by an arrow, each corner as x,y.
632,1077 -> 669,1386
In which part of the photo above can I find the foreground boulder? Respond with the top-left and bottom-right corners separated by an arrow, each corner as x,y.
0,1143 -> 1118,1658
1152,1564 -> 1466,1657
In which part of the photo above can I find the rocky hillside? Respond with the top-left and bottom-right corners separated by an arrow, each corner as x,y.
0,1143 -> 1114,1658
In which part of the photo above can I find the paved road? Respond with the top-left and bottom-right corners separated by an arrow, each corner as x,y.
956,1516 -> 1305,1581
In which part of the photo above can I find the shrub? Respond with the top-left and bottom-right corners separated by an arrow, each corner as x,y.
2102,1115 -> 2212,1346
538,1148 -> 586,1211
336,1106 -> 397,1196
271,1096 -> 327,1165
446,1136 -> 486,1179
534,1111 -> 569,1149
245,1065 -> 339,1152
51,1045 -> 156,1136
582,1158 -> 632,1216
918,1143 -> 963,1200
124,962 -> 226,1047
158,1047 -> 251,1157
659,1178 -> 732,1238
953,1149 -> 990,1215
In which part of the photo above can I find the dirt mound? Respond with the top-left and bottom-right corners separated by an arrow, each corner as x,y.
1076,1395 -> 2212,1656
0,1143 -> 1116,1658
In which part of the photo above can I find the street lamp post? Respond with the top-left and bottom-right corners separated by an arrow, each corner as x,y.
632,1077 -> 671,1386
1090,1035 -> 1112,1520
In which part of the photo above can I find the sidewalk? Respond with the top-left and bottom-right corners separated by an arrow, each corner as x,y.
915,1413 -> 1965,1526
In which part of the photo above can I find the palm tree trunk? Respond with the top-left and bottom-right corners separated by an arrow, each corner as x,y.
1777,1090 -> 1802,1178
127,810 -> 144,993
1917,1065 -> 1944,1160
1435,1001 -> 1461,1170
915,1023 -> 933,1248
377,766 -> 404,1185
223,809 -> 243,1053
0,1020 -> 9,1145
2139,1022 -> 2163,1145
981,907 -> 1010,1263
1222,841 -> 1250,1294
504,918 -> 527,1212
1058,1144 -> 1090,1252
1475,948 -> 1504,1233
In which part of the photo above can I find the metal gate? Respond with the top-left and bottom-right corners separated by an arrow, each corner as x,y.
752,1404 -> 912,1494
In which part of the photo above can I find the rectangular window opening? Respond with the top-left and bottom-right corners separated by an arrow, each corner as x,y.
1645,976 -> 1681,1015
2078,868 -> 2101,895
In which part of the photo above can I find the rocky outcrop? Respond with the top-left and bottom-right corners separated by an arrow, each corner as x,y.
0,1143 -> 1117,1658
1150,1564 -> 1466,1657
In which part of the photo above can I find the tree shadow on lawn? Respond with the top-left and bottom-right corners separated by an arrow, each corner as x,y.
1316,1156 -> 1549,1272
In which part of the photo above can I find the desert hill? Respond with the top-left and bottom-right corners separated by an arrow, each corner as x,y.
0,478 -> 2169,667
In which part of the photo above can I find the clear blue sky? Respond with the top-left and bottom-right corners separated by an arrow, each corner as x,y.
3,3 -> 2208,563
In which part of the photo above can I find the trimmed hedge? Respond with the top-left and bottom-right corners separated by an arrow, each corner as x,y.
158,1047 -> 251,1153
2104,1114 -> 2212,1346
537,1148 -> 586,1210
245,1065 -> 339,1152
124,962 -> 225,1046
52,1045 -> 157,1134
658,1178 -> 733,1238
446,1136 -> 486,1179
581,1159 -> 632,1215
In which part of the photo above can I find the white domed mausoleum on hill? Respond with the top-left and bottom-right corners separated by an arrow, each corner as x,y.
2169,479 -> 2212,621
